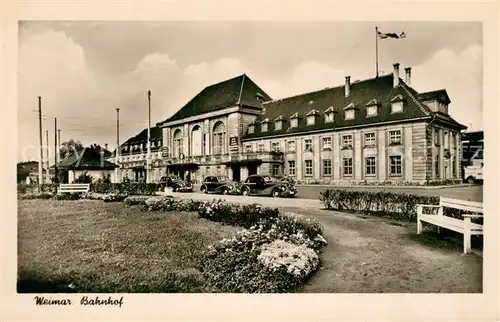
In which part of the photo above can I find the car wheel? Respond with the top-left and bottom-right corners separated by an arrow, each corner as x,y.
272,189 -> 281,198
242,188 -> 250,196
222,188 -> 228,195
172,186 -> 178,192
200,186 -> 207,193
466,176 -> 476,184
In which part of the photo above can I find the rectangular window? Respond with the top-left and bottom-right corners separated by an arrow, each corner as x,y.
322,137 -> 332,150
261,123 -> 268,132
444,131 -> 449,149
391,101 -> 403,113
257,143 -> 265,152
434,129 -> 440,145
435,154 -> 440,178
342,135 -> 353,148
365,156 -> 376,175
325,113 -> 334,123
364,132 -> 376,146
290,118 -> 298,128
304,139 -> 313,152
345,110 -> 355,120
288,161 -> 296,176
305,160 -> 313,176
389,130 -> 402,144
452,156 -> 456,178
367,105 -> 377,117
272,141 -> 281,152
272,164 -> 281,177
323,159 -> 332,176
307,115 -> 315,125
343,158 -> 353,176
244,144 -> 253,153
248,125 -> 255,134
275,121 -> 282,131
390,155 -> 402,175
287,140 -> 296,152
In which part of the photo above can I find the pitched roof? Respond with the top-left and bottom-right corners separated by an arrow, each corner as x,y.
122,126 -> 162,146
419,89 -> 451,104
244,75 -> 466,140
17,161 -> 39,175
244,75 -> 446,140
57,147 -> 117,170
157,74 -> 272,124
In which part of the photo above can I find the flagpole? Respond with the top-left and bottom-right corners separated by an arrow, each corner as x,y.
375,26 -> 379,78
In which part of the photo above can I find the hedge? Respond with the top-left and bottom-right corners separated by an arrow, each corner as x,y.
90,183 -> 162,195
319,189 -> 482,224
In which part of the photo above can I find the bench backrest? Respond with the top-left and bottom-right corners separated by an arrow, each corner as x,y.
59,184 -> 90,193
439,197 -> 483,214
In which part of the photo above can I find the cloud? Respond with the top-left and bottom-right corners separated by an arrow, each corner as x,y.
411,44 -> 482,131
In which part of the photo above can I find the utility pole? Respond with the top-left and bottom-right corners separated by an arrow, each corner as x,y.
45,130 -> 50,183
37,97 -> 43,191
57,129 -> 61,162
54,118 -> 58,183
116,108 -> 120,183
375,26 -> 379,78
147,90 -> 151,183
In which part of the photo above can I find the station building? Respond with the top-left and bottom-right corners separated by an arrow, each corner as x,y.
117,62 -> 466,184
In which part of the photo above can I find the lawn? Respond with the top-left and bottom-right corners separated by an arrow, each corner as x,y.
17,199 -> 240,293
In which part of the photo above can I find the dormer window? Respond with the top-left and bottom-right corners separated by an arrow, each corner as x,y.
324,106 -> 337,123
248,123 -> 255,134
306,109 -> 319,126
365,99 -> 380,117
274,115 -> 285,131
289,113 -> 301,128
344,103 -> 358,120
256,93 -> 265,102
390,94 -> 405,114
261,118 -> 271,132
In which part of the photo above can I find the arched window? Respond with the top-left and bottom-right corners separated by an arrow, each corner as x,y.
191,125 -> 203,156
173,129 -> 183,158
213,121 -> 226,155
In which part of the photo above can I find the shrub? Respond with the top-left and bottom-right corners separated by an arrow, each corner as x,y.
198,200 -> 280,228
102,193 -> 127,203
18,192 -> 54,200
52,193 -> 81,201
90,183 -> 162,195
144,197 -> 203,212
74,171 -> 93,183
123,196 -> 150,206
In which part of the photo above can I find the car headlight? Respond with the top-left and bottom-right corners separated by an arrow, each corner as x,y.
281,186 -> 286,191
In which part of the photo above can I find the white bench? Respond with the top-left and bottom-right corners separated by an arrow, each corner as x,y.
58,184 -> 90,194
417,197 -> 483,254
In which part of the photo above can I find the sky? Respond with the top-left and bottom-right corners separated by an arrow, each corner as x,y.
18,21 -> 482,162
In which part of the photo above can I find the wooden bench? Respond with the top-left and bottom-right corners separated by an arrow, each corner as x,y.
58,184 -> 90,194
417,197 -> 483,254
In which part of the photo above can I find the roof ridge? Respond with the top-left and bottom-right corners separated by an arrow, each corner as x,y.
263,74 -> 393,105
237,73 -> 246,105
400,83 -> 431,116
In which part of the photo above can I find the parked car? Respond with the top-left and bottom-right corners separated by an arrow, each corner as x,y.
200,176 -> 241,195
159,176 -> 193,192
240,174 -> 297,198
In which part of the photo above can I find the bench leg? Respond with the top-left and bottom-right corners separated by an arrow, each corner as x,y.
463,217 -> 472,254
417,206 -> 422,234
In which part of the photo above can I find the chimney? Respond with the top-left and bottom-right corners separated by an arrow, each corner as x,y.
404,67 -> 412,86
105,143 -> 108,151
393,63 -> 400,87
345,76 -> 351,97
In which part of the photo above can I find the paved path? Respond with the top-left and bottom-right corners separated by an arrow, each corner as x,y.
172,191 -> 482,292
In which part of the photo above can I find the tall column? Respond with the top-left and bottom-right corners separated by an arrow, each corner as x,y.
333,133 -> 340,180
439,128 -> 444,180
354,131 -> 362,180
455,132 -> 461,179
313,136 -> 320,180
404,126 -> 413,181
377,129 -> 386,180
295,137 -> 302,179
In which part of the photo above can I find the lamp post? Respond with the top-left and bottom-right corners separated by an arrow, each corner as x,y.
146,90 -> 151,183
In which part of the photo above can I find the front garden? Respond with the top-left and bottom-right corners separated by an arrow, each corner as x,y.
17,192 -> 327,293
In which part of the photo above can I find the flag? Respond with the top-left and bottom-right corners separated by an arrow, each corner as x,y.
378,31 -> 406,39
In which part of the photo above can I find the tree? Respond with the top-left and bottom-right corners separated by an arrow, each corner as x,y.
59,139 -> 84,160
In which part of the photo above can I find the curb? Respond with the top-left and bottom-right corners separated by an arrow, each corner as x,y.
293,184 -> 476,190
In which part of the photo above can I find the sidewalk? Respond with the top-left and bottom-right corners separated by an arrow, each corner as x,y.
294,183 -> 475,189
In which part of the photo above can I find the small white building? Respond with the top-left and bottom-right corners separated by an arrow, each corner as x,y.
57,147 -> 118,183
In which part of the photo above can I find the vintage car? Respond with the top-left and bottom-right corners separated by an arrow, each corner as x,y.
200,176 -> 241,195
159,176 -> 193,192
240,174 -> 297,198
